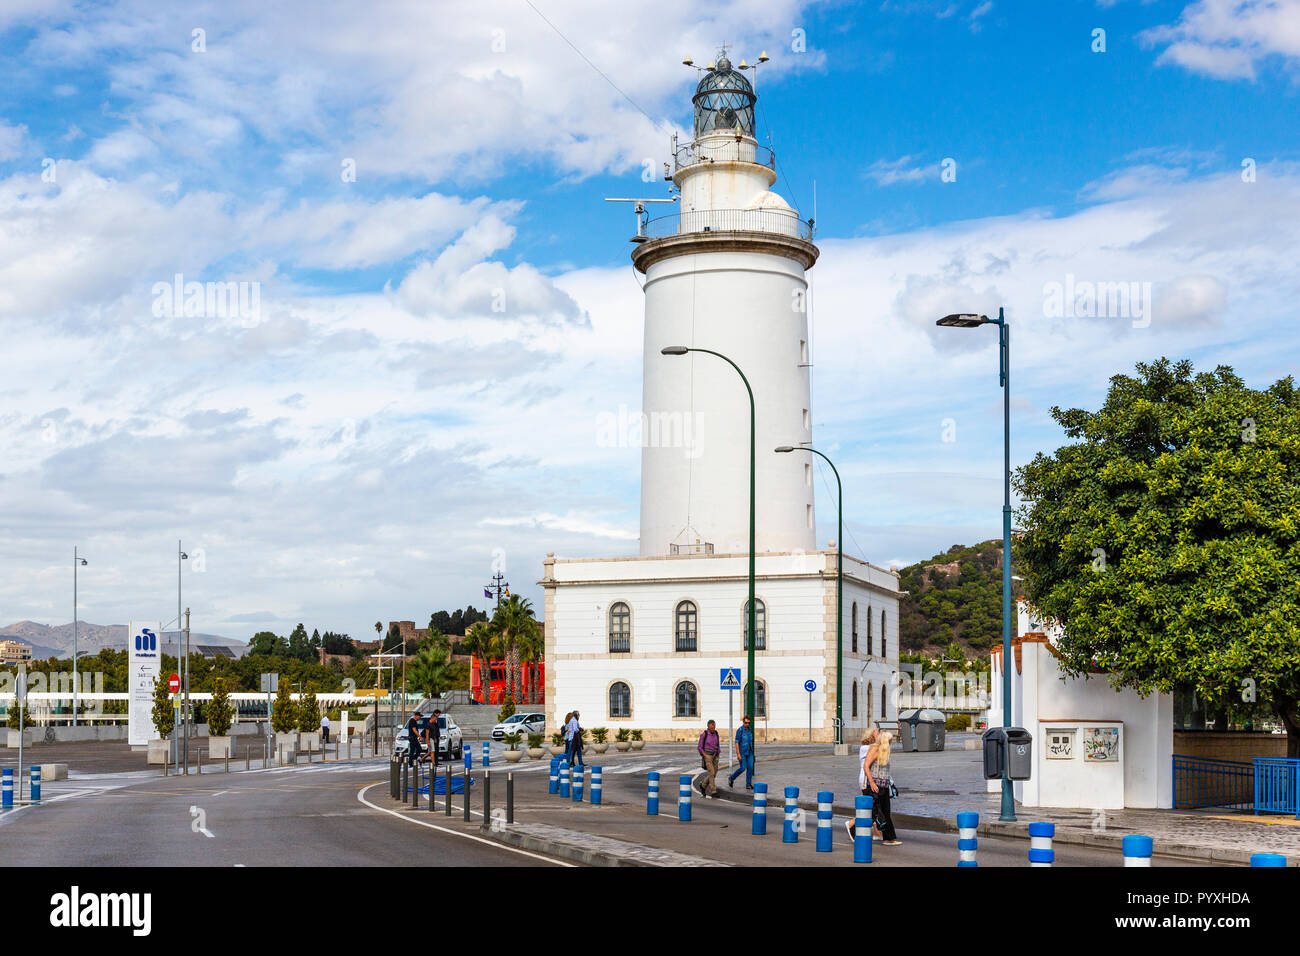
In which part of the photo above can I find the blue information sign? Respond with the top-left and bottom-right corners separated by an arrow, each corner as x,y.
804,679 -> 817,693
720,668 -> 742,690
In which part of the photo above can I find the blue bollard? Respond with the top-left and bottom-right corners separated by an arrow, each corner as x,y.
463,747 -> 472,774
647,771 -> 660,815
1,768 -> 11,810
1028,822 -> 1054,867
30,766 -> 40,805
482,741 -> 489,768
678,774 -> 692,822
854,795 -> 873,863
591,766 -> 602,805
957,811 -> 979,867
572,764 -> 584,803
1251,853 -> 1287,867
816,790 -> 833,852
549,756 -> 559,795
1123,834 -> 1153,867
559,759 -> 570,798
751,782 -> 768,835
782,786 -> 800,843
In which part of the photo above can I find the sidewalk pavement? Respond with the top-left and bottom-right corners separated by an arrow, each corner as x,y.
701,738 -> 1300,866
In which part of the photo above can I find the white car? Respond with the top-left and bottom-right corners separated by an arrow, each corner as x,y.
491,712 -> 546,741
394,714 -> 463,760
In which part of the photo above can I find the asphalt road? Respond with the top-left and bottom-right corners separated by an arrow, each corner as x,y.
0,758 -> 568,867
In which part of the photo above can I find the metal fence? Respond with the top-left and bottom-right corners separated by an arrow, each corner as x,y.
674,141 -> 776,171
1254,758 -> 1300,818
642,208 -> 814,242
1173,754 -> 1255,810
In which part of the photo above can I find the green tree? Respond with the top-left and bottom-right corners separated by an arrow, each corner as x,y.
408,629 -> 455,699
151,673 -> 175,738
288,623 -> 313,662
271,681 -> 297,734
297,685 -> 319,733
249,631 -> 287,657
491,594 -> 540,704
6,701 -> 31,729
1015,359 -> 1300,756
207,677 -> 234,736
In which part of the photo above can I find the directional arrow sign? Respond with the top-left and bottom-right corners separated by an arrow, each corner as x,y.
720,668 -> 742,690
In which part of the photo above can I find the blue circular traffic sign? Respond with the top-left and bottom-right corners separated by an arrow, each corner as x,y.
804,680 -> 817,693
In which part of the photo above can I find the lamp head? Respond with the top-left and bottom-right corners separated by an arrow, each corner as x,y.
682,55 -> 694,66
660,345 -> 690,356
774,445 -> 796,453
936,313 -> 989,328
180,552 -> 189,560
78,558 -> 87,566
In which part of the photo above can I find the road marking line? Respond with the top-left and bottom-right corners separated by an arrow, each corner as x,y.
356,784 -> 574,866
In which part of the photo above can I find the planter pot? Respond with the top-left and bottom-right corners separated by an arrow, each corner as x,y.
549,745 -> 566,756
7,729 -> 33,749
593,743 -> 608,754
630,740 -> 645,750
146,738 -> 170,765
614,741 -> 631,752
300,731 -> 320,752
504,749 -> 524,763
527,747 -> 545,759
208,736 -> 235,760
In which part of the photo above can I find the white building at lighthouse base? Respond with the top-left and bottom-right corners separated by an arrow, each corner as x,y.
541,547 -> 899,744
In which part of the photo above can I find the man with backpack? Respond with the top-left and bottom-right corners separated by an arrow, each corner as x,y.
697,719 -> 721,798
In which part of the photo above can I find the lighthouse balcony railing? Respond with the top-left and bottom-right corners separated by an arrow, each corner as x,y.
643,208 -> 814,241
674,141 -> 775,171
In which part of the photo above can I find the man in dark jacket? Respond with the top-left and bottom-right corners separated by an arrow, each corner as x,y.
405,712 -> 423,767
728,715 -> 755,790
697,720 -> 721,798
425,710 -> 443,767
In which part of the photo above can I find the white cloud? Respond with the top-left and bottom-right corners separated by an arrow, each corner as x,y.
865,155 -> 932,185
0,122 -> 26,160
1143,0 -> 1300,80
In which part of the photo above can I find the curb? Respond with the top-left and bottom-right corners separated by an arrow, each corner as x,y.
698,772 -> 1274,866
480,826 -> 651,867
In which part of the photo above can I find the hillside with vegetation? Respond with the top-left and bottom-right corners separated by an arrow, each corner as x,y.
897,540 -> 1023,656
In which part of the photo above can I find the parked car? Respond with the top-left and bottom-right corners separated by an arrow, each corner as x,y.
491,712 -> 546,740
393,714 -> 463,760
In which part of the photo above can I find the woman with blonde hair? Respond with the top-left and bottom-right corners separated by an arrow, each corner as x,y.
845,728 -> 900,845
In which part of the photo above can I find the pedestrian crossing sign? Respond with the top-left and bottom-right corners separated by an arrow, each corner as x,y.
720,668 -> 742,690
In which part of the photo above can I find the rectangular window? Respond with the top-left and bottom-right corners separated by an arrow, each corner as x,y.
802,408 -> 810,431
800,339 -> 808,363
804,463 -> 811,486
806,503 -> 813,528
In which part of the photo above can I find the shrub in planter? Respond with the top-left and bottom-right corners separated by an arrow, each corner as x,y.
6,702 -> 32,730
591,727 -> 609,753
630,729 -> 645,750
549,730 -> 567,755
297,686 -> 320,733
527,732 -> 545,759
206,678 -> 234,737
614,728 -> 631,752
498,696 -> 516,722
502,731 -> 524,762
150,674 -> 174,738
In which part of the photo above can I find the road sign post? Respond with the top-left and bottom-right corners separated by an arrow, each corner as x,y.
721,668 -> 741,770
804,680 -> 817,743
16,665 -> 26,802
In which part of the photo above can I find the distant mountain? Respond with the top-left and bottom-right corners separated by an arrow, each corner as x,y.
0,621 -> 246,660
897,541 -> 1025,656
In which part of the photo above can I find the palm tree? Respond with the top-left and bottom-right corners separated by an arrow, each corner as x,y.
491,595 -> 540,705
517,620 -> 544,704
407,634 -> 454,700
462,620 -> 501,704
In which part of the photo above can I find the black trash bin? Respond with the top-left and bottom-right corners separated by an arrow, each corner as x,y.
913,709 -> 947,752
895,710 -> 918,752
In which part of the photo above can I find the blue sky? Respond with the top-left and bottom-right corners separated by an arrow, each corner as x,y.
0,0 -> 1297,642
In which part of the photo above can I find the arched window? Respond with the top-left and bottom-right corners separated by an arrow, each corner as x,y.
609,681 -> 631,718
674,680 -> 698,717
867,683 -> 874,726
608,602 -> 631,653
743,598 -> 766,651
675,601 -> 698,652
881,680 -> 887,719
851,602 -> 858,654
744,681 -> 768,719
881,609 -> 887,657
851,680 -> 858,718
867,605 -> 873,656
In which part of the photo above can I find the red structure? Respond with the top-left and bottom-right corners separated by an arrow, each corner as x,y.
471,657 -> 544,705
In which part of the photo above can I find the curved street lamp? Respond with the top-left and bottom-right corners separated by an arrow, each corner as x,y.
661,345 -> 758,723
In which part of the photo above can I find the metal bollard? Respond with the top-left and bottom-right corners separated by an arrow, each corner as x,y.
559,760 -> 570,799
1123,834 -> 1153,867
225,752 -> 229,774
412,764 -> 421,807
30,766 -> 40,805
507,771 -> 514,824
464,765 -> 471,823
482,741 -> 490,768
2,768 -> 12,809
401,761 -> 409,802
572,765 -> 584,803
782,786 -> 799,843
549,756 -> 559,795
854,795 -> 874,863
678,775 -> 692,822
957,811 -> 979,867
483,768 -> 491,822
590,766 -> 602,806
1251,853 -> 1287,866
751,782 -> 767,835
1028,822 -> 1055,867
445,764 -> 452,816
647,771 -> 660,815
816,790 -> 833,852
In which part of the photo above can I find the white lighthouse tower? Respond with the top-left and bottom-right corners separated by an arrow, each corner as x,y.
637,53 -> 818,557
542,53 -> 900,744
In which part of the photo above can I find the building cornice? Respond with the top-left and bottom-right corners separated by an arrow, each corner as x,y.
631,230 -> 819,273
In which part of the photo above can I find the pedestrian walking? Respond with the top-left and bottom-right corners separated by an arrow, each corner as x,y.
727,714 -> 755,790
426,710 -> 442,767
404,711 -> 423,767
846,729 -> 899,845
697,720 -> 722,798
566,710 -> 584,768
320,713 -> 331,745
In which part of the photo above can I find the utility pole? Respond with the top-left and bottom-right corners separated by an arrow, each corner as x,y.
183,607 -> 191,772
73,547 -> 87,727
483,571 -> 509,610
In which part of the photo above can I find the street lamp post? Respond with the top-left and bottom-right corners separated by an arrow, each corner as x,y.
661,345 -> 758,723
178,541 -> 189,767
776,445 -> 843,746
935,307 -> 1016,822
73,547 -> 87,726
